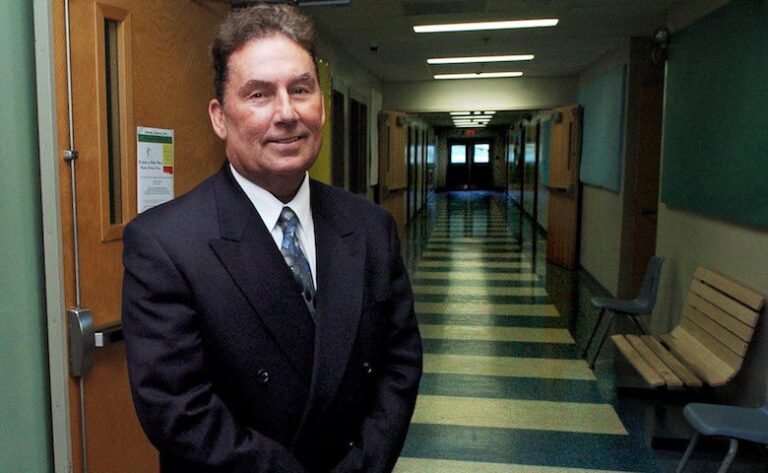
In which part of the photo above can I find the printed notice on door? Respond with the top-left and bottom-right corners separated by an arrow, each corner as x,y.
137,127 -> 174,213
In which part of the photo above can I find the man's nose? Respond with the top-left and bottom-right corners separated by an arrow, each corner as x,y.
275,91 -> 299,123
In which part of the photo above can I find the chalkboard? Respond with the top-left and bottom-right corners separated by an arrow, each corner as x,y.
661,0 -> 768,230
577,65 -> 626,192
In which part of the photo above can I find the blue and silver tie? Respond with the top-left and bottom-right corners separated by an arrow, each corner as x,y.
277,207 -> 316,313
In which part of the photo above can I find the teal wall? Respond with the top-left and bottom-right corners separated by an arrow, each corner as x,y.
0,2 -> 54,471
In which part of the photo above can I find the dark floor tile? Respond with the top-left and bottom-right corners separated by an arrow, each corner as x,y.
402,423 -> 662,472
419,373 -> 608,404
421,338 -> 579,359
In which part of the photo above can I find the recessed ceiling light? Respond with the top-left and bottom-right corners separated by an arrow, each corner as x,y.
428,54 -> 534,64
435,72 -> 523,80
414,19 -> 558,33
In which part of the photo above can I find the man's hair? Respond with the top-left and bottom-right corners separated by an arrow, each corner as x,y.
211,4 -> 317,104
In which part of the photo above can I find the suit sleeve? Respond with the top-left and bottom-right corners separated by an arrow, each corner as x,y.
121,221 -> 307,473
334,214 -> 423,473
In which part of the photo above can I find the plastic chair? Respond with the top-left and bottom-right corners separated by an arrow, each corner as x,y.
581,256 -> 664,368
677,403 -> 768,472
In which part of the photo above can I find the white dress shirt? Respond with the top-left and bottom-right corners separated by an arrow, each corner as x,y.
229,164 -> 317,288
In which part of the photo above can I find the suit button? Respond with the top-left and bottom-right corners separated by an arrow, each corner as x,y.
257,368 -> 269,384
347,440 -> 355,449
362,362 -> 373,375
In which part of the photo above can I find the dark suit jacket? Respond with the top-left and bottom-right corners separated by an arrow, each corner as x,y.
121,165 -> 422,473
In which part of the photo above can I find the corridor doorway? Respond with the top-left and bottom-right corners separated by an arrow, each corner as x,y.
446,139 -> 493,189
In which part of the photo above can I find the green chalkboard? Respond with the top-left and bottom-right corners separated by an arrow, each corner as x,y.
661,0 -> 768,230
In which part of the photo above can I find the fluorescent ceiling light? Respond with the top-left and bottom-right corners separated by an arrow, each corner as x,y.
428,54 -> 534,65
415,19 -> 558,33
455,124 -> 486,128
435,72 -> 523,80
450,111 -> 472,115
484,111 -> 496,114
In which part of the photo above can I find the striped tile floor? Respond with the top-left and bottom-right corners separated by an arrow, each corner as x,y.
395,193 -> 660,473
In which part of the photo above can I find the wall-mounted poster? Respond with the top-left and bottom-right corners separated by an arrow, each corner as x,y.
137,126 -> 174,213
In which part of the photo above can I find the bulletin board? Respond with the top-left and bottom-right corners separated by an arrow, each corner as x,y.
660,0 -> 768,230
577,65 -> 626,192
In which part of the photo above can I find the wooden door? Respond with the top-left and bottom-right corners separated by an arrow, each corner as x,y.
54,1 -> 228,471
624,83 -> 663,294
546,105 -> 582,269
471,140 -> 493,189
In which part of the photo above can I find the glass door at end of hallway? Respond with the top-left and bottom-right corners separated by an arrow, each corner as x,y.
446,139 -> 492,190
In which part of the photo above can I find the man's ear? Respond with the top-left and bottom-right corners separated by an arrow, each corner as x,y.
208,99 -> 227,140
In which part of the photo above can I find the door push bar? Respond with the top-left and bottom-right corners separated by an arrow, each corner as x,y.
68,308 -> 124,378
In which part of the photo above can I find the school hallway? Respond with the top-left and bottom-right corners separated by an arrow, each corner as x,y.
394,191 -> 768,473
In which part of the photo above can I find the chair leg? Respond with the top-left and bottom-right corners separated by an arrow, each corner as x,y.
629,314 -> 646,335
717,438 -> 738,473
589,313 -> 615,369
676,432 -> 699,473
581,308 -> 606,358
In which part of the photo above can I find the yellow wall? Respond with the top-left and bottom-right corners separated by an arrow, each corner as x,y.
309,58 -> 332,184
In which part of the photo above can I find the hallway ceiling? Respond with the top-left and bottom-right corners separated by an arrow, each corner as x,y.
303,0 -> 682,83
299,0 -> 684,127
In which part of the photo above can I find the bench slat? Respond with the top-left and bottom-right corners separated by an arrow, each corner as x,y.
690,280 -> 760,326
695,267 -> 765,311
612,335 -> 664,388
683,303 -> 749,356
625,335 -> 683,388
677,317 -> 744,370
689,292 -> 755,338
642,335 -> 702,387
664,330 -> 733,386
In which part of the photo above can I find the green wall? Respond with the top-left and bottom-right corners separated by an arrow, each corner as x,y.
0,2 -> 54,471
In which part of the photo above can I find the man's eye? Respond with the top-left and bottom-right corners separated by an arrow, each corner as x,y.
292,87 -> 309,94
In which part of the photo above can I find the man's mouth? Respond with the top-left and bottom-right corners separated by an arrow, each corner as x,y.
268,136 -> 302,144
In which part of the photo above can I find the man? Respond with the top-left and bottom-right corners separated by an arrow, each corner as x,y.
121,4 -> 422,473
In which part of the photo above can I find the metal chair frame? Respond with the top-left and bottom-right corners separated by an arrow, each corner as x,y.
677,403 -> 768,473
582,256 -> 664,368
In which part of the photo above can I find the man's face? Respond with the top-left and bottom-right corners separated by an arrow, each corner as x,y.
209,34 -> 325,192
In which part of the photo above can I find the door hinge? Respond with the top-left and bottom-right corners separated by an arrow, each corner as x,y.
63,149 -> 78,161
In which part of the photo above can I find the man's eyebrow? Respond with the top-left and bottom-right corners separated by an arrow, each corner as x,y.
238,79 -> 269,96
293,73 -> 314,82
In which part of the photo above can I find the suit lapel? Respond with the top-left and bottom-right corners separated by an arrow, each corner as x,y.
308,181 -> 366,411
209,167 -> 315,380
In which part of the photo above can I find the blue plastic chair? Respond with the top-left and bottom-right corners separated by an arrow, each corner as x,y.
677,403 -> 768,472
582,256 -> 664,368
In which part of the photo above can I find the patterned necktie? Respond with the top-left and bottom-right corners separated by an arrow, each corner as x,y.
277,207 -> 316,313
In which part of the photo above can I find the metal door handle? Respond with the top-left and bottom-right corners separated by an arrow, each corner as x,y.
68,308 -> 124,377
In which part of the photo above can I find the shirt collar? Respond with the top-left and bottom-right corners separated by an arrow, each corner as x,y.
229,164 -> 312,231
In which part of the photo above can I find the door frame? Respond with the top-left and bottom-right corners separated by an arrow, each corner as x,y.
33,1 -> 72,472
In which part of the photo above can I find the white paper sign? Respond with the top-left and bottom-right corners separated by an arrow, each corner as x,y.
137,127 -> 174,213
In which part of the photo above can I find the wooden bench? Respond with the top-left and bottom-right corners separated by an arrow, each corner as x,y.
611,267 -> 765,389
